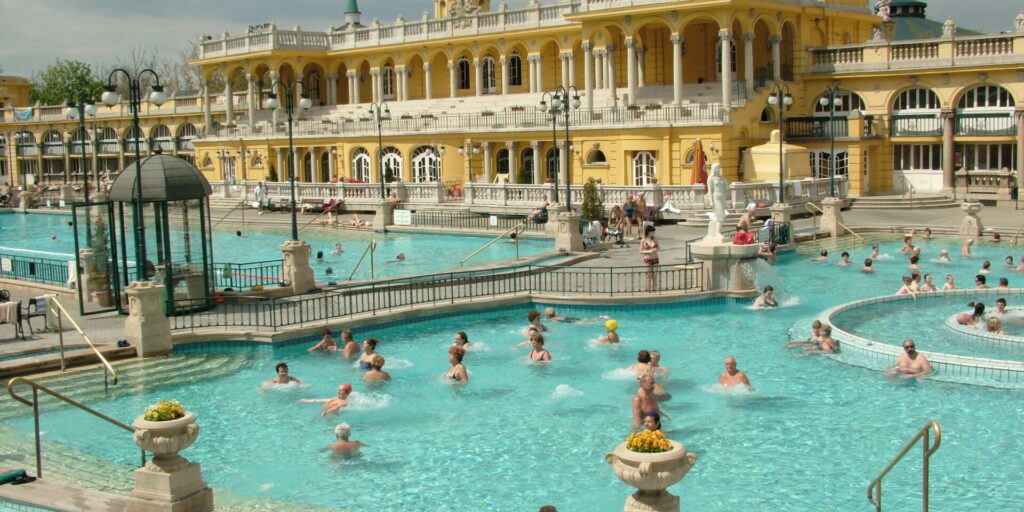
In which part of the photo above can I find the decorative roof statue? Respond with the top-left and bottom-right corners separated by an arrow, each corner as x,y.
449,0 -> 481,28
1016,11 -> 1024,32
871,25 -> 886,41
874,0 -> 891,22
942,18 -> 956,38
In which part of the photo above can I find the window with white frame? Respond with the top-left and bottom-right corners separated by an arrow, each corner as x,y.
411,145 -> 440,182
955,143 -> 1018,171
482,55 -> 496,93
813,91 -> 865,115
509,51 -> 523,87
893,144 -> 942,171
632,151 -> 657,185
458,58 -> 471,90
808,149 -> 848,179
380,146 -> 402,181
382,65 -> 395,100
352,147 -> 371,182
893,88 -> 940,112
957,85 -> 1015,110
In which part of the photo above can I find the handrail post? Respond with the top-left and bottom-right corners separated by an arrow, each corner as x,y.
32,387 -> 42,478
58,313 -> 65,372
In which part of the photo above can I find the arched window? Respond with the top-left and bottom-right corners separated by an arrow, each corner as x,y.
42,130 -> 64,158
177,123 -> 199,151
98,127 -> 119,154
520,148 -> 534,183
632,151 -> 657,185
202,155 -> 214,169
382,65 -> 395,100
957,85 -> 1015,110
458,57 -> 471,90
496,148 -> 510,177
813,91 -> 865,115
683,148 -> 708,165
308,71 -> 322,104
509,51 -> 523,87
893,88 -> 940,112
411,145 -> 441,182
379,146 -> 402,182
151,125 -> 172,152
320,152 -> 330,182
479,54 -> 495,93
123,125 -> 147,153
586,150 -> 607,165
545,147 -> 559,181
352,147 -> 371,182
956,85 -> 1016,135
760,107 -> 774,123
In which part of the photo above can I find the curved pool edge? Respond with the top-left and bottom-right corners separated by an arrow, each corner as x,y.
818,287 -> 1024,388
944,308 -> 1024,344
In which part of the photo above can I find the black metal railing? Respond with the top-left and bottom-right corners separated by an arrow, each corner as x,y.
785,117 -> 848,140
214,260 -> 284,290
410,210 -> 546,232
169,263 -> 705,332
0,252 -> 70,286
890,114 -> 943,137
955,113 -> 1017,136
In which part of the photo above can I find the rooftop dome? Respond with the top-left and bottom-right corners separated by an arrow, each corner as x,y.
109,153 -> 212,202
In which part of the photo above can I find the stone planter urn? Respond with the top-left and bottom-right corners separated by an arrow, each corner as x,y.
91,289 -> 114,307
132,412 -> 200,472
959,201 -> 983,236
606,440 -> 697,512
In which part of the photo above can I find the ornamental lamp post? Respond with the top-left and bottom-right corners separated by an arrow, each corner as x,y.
558,85 -> 581,210
264,82 -> 312,241
538,86 -> 581,208
367,102 -> 391,198
65,99 -> 98,201
767,83 -> 793,204
101,69 -> 167,282
458,143 -> 479,183
819,86 -> 843,198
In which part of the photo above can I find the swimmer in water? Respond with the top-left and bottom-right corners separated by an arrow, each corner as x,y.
919,273 -> 937,292
979,260 -> 992,274
631,375 -> 661,428
358,338 -> 380,370
50,234 -> 59,242
453,331 -> 472,350
308,329 -> 339,353
936,249 -> 950,263
861,258 -> 875,273
753,285 -> 778,307
261,362 -> 302,392
907,255 -> 921,270
340,330 -> 359,359
629,350 -> 653,375
641,411 -> 662,432
886,339 -> 931,380
316,250 -> 324,262
383,253 -> 405,264
869,245 -> 880,260
235,230 -> 243,238
961,238 -> 973,257
331,243 -> 344,255
838,252 -> 851,266
299,383 -> 352,416
942,274 -> 956,290
899,236 -> 914,253
785,320 -> 823,350
363,355 -> 392,383
528,332 -> 551,361
544,307 -> 580,323
324,422 -> 364,457
992,298 -> 1008,316
444,345 -> 469,384
525,309 -> 549,333
811,249 -> 828,262
805,325 -> 837,354
895,276 -> 917,298
718,356 -> 752,388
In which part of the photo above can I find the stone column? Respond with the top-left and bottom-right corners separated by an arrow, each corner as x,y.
326,73 -> 338,104
269,72 -> 280,126
374,199 -> 393,230
769,35 -> 782,81
474,59 -> 483,96
1016,109 -> 1024,197
535,55 -> 544,92
276,148 -> 284,181
606,45 -> 617,98
293,73 -> 304,109
280,240 -> 315,294
583,43 -> 594,110
507,141 -> 518,184
637,47 -> 646,88
123,281 -> 172,357
532,141 -> 542,185
424,64 -> 433,100
449,61 -> 458,98
129,410 -> 213,512
223,75 -> 234,125
671,35 -> 683,106
500,57 -> 510,95
482,142 -> 493,183
328,148 -> 336,182
347,71 -> 359,104
568,51 -> 576,88
743,32 -> 755,97
561,53 -> 570,90
246,74 -> 257,128
202,80 -> 212,131
370,69 -> 380,103
625,38 -> 638,105
401,67 -> 410,101
310,148 -> 321,183
941,109 -> 955,192
554,210 -> 584,252
720,29 -> 733,111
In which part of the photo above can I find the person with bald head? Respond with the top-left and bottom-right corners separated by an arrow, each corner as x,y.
718,356 -> 751,388
631,374 -> 661,428
325,423 -> 364,457
299,383 -> 352,416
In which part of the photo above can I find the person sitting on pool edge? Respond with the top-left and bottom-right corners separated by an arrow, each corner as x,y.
261,362 -> 302,392
324,422 -> 364,457
887,339 -> 932,380
300,383 -> 352,416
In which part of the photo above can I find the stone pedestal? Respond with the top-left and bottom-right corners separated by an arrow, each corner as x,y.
130,412 -> 213,512
61,184 -> 74,205
124,281 -> 172,357
373,199 -> 393,230
78,248 -> 104,301
280,240 -> 315,294
820,197 -> 846,238
554,210 -> 584,252
959,201 -> 983,236
689,241 -> 760,292
703,220 -> 726,244
606,440 -> 697,512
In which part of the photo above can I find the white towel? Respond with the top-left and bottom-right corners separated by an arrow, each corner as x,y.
791,181 -> 804,196
0,302 -> 17,324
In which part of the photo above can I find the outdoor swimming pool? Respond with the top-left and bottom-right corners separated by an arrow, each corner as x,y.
0,211 -> 551,281
4,234 -> 1024,511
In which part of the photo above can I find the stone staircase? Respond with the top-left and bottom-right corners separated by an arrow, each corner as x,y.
850,193 -> 958,210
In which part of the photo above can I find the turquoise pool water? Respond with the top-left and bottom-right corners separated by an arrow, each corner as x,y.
5,235 -> 1024,511
0,211 -> 551,281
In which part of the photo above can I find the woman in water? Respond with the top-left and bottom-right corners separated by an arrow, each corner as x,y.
331,243 -> 344,255
986,317 -> 1006,335
919,273 -> 938,292
899,236 -> 914,253
363,355 -> 392,383
444,346 -> 469,384
753,285 -> 778,307
308,329 -> 339,353
838,252 -> 851,266
869,245 -> 880,260
895,276 -> 917,299
936,249 -> 950,263
629,350 -> 653,375
528,332 -> 552,362
358,338 -> 381,370
453,331 -> 471,350
640,225 -> 660,293
860,258 -> 875,273
641,411 -> 662,432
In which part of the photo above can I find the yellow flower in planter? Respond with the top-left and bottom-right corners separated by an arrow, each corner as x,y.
143,399 -> 185,421
626,430 -> 672,453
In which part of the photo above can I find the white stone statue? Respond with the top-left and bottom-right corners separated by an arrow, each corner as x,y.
942,18 -> 956,38
1015,11 -> 1024,32
871,25 -> 885,41
874,0 -> 891,22
705,163 -> 729,242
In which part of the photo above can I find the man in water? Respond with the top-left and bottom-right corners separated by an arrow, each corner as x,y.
718,356 -> 752,388
888,339 -> 931,380
812,249 -> 828,262
299,383 -> 352,416
544,307 -> 580,323
325,422 -> 364,457
736,204 -> 757,230
260,362 -> 302,392
631,375 -> 661,427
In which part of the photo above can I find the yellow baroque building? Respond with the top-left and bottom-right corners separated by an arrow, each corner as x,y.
2,0 -> 1022,203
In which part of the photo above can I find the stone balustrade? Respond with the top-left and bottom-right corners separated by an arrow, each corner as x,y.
955,168 -> 1016,205
809,33 -> 1024,74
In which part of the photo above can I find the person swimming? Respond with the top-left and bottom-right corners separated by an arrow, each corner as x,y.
753,285 -> 778,307
358,338 -> 380,369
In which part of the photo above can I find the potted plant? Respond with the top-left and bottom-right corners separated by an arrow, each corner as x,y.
421,114 -> 435,119
606,429 -> 697,511
626,104 -> 641,111
581,177 -> 604,222
88,216 -> 114,307
509,105 -> 526,112
645,103 -> 662,110
481,110 -> 495,117
132,399 -> 200,471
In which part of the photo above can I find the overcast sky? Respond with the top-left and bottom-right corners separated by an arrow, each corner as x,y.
1,0 -> 1020,77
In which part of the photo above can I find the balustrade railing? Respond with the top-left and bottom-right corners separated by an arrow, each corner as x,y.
890,114 -> 943,137
954,113 -> 1017,136
785,117 -> 848,140
810,33 -> 1024,73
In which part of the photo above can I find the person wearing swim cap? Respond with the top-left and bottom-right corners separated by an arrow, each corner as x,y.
598,319 -> 619,343
299,383 -> 352,416
325,422 -> 364,457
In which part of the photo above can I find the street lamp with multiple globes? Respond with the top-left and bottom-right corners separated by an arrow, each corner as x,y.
264,81 -> 312,241
766,83 -> 793,204
538,85 -> 581,208
65,98 -> 98,202
101,69 -> 167,281
458,143 -> 479,183
818,86 -> 843,197
368,102 -> 391,198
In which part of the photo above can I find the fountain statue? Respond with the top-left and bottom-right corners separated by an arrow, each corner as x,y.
705,163 -> 728,242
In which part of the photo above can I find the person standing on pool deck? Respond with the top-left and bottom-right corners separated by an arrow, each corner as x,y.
640,225 -> 660,293
325,422 -> 364,457
300,383 -> 352,416
888,340 -> 932,380
719,356 -> 752,388
631,374 -> 661,427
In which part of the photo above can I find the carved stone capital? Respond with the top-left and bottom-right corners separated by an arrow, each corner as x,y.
743,32 -> 755,42
582,42 -> 593,52
670,34 -> 683,45
624,38 -> 637,49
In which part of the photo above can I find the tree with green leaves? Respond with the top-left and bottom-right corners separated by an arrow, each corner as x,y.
29,59 -> 104,106
581,177 -> 604,221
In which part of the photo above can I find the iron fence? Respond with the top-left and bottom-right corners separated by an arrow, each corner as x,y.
169,263 -> 705,332
214,260 -> 284,291
409,210 -> 547,232
0,252 -> 70,286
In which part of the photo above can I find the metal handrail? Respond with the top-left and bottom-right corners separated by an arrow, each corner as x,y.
47,297 -> 118,388
1012,222 -> 1024,246
900,175 -> 916,202
460,221 -> 527,266
804,202 -> 864,241
868,420 -> 942,512
298,201 -> 343,234
347,240 -> 376,281
6,377 -> 144,478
